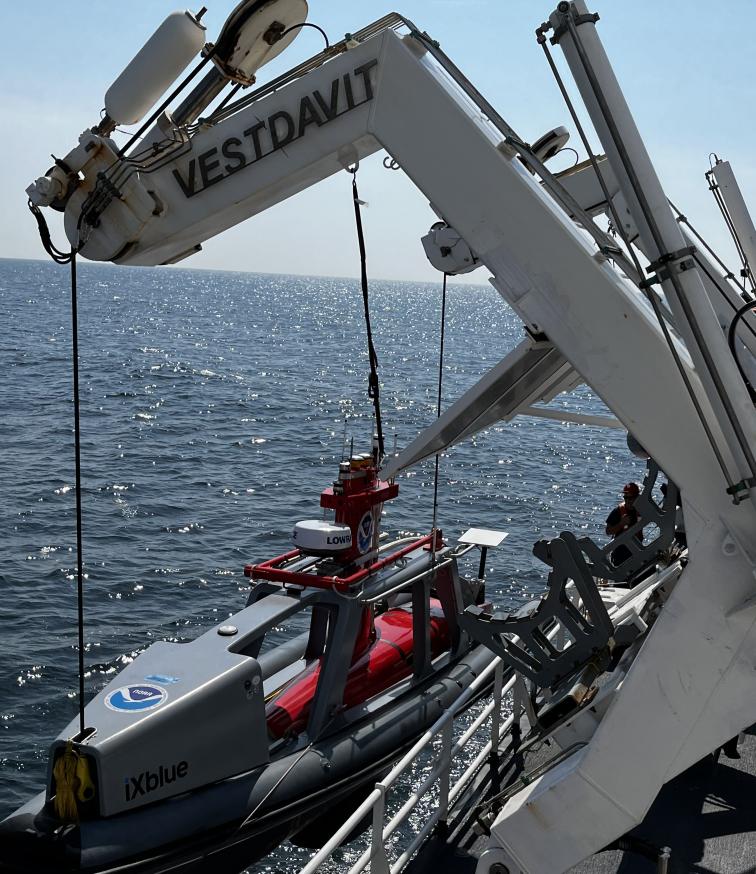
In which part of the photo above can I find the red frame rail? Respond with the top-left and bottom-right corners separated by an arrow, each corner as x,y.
244,533 -> 441,592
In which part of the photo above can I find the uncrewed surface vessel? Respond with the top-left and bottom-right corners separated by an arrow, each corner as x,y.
0,450 -> 495,873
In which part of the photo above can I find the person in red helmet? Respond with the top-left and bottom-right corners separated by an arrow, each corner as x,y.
605,482 -> 641,567
605,482 -> 640,537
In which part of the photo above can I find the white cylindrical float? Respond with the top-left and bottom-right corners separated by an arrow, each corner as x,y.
104,10 -> 207,126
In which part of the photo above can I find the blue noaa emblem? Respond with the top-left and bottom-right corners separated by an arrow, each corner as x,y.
357,511 -> 374,554
105,684 -> 168,713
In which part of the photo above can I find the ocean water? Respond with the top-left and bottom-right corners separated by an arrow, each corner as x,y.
0,257 -> 643,870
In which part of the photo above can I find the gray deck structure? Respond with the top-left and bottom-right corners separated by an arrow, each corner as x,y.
406,728 -> 756,874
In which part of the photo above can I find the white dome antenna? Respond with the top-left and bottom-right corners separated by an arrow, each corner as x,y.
531,125 -> 570,163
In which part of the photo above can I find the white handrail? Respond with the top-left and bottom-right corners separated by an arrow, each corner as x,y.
298,561 -> 682,874
298,654 -> 504,874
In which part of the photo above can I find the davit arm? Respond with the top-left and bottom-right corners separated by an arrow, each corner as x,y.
28,9 -> 756,873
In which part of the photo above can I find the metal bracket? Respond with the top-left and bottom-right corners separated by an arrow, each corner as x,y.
550,7 -> 600,46
459,533 -> 613,688
726,476 -> 756,504
599,243 -> 624,260
574,460 -> 678,583
497,139 -> 518,161
646,245 -> 697,282
647,246 -> 696,272
524,325 -> 550,345
409,28 -> 439,49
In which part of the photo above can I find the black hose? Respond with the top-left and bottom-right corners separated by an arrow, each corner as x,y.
280,22 -> 330,48
27,202 -> 88,736
28,201 -> 73,264
728,301 -> 756,404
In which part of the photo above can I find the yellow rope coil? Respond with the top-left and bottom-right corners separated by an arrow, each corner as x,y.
52,741 -> 96,821
52,742 -> 80,822
76,753 -> 95,803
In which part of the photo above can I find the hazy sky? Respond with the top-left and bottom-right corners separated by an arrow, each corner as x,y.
3,0 -> 755,283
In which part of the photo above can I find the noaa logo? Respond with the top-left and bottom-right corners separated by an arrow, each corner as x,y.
357,511 -> 374,554
105,684 -> 168,713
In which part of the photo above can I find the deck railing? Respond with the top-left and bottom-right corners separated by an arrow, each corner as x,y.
298,562 -> 680,874
299,654 -> 509,874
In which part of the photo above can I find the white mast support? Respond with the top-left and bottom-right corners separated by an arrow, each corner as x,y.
382,337 -> 578,479
556,157 -> 756,381
519,405 -> 622,429
551,0 -> 756,495
710,158 -> 756,289
476,6 -> 756,868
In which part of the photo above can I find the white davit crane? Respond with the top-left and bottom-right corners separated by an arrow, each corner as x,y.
24,3 -> 756,872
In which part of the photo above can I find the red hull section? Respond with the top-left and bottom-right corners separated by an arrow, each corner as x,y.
266,602 -> 450,739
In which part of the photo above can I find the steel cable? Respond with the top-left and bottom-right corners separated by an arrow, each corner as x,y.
431,274 -> 449,554
350,166 -> 385,460
27,204 -> 88,736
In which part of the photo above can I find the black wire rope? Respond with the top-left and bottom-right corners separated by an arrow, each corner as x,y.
349,166 -> 385,460
211,82 -> 243,117
27,203 -> 88,736
707,171 -> 756,294
693,251 -> 756,347
667,201 -> 756,351
669,199 -> 750,297
431,274 -> 449,550
116,53 -> 214,158
728,301 -> 756,404
279,22 -> 330,48
69,250 -> 87,736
